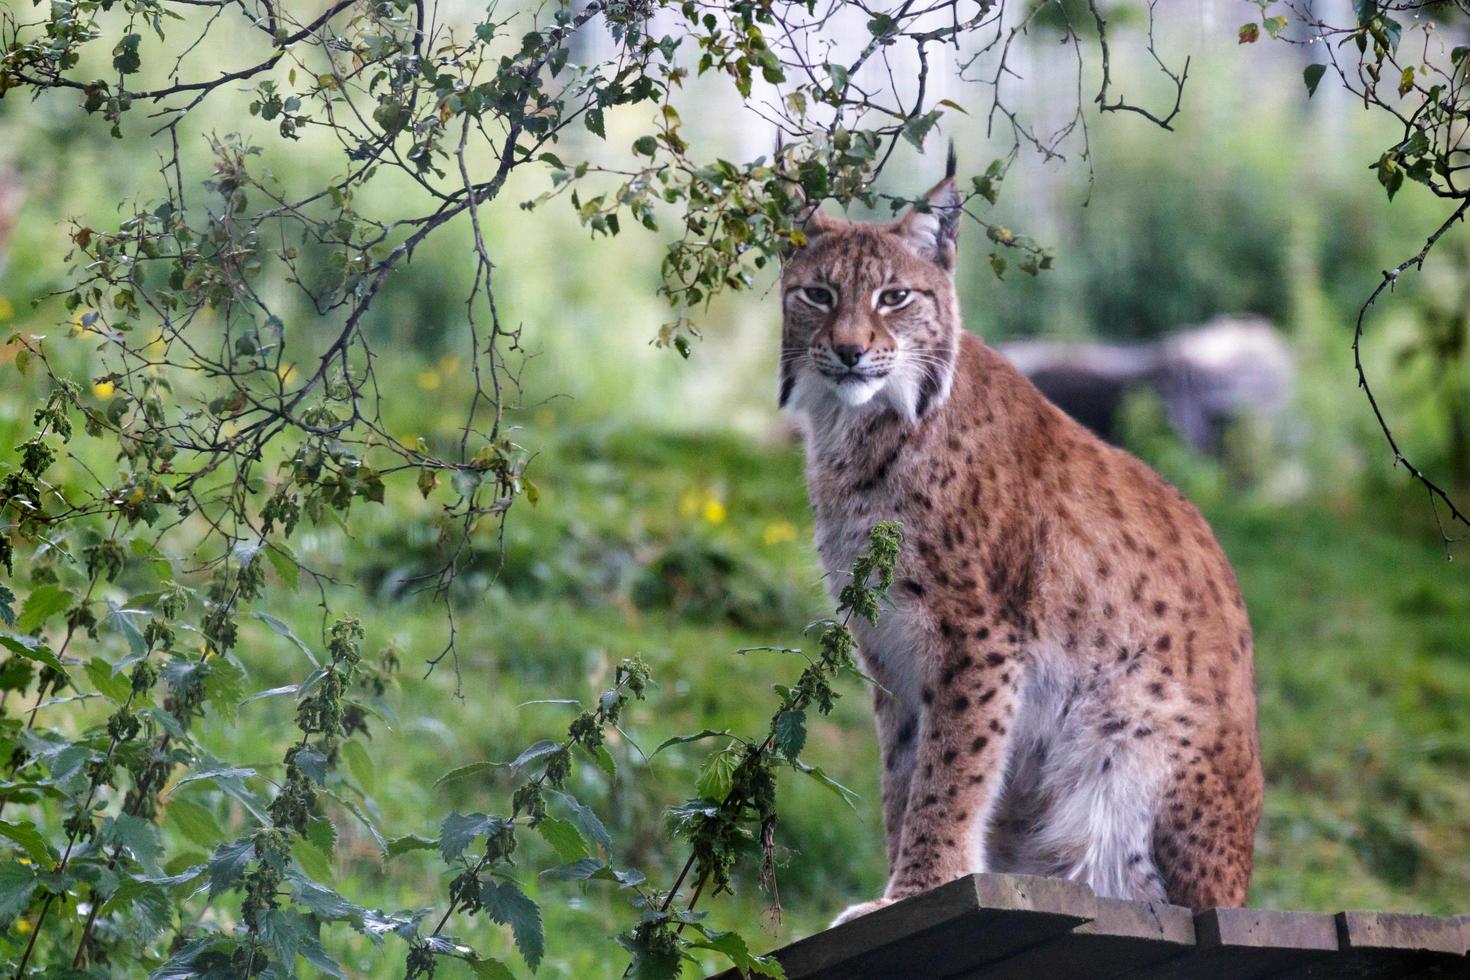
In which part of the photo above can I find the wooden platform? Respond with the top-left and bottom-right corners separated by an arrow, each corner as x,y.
712,874 -> 1469,979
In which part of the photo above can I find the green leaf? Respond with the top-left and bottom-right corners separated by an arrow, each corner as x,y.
325,788 -> 388,856
385,834 -> 438,859
295,747 -> 330,784
0,861 -> 37,923
250,612 -> 320,666
901,109 -> 942,150
511,739 -> 563,771
307,814 -> 337,856
139,865 -> 207,895
433,760 -> 503,788
480,878 -> 544,971
104,813 -> 164,875
240,683 -> 299,705
173,765 -> 257,791
202,658 -> 246,722
690,928 -> 786,978
1380,15 -> 1401,52
112,33 -> 142,74
100,878 -> 172,943
288,870 -> 362,924
867,13 -> 896,36
1303,63 -> 1327,98
792,759 -> 860,810
16,584 -> 74,634
165,799 -> 224,849
264,543 -> 300,589
207,837 -> 256,897
535,817 -> 590,864
585,107 -> 605,139
342,738 -> 375,792
589,743 -> 616,780
774,709 -> 807,759
292,836 -> 334,882
0,633 -> 65,674
1238,22 -> 1259,44
0,586 -> 15,628
550,791 -> 612,856
1452,46 -> 1468,66
104,601 -> 148,658
85,656 -> 132,702
128,539 -> 174,580
464,957 -> 518,980
152,938 -> 230,980
0,820 -> 53,866
632,135 -> 658,157
539,857 -> 605,881
260,906 -> 346,978
696,749 -> 738,799
540,858 -> 644,887
651,729 -> 732,755
439,812 -> 509,863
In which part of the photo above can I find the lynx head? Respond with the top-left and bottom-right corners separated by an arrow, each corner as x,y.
779,155 -> 963,424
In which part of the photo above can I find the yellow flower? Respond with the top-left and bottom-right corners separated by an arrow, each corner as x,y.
93,380 -> 115,400
276,364 -> 297,384
416,369 -> 441,391
762,520 -> 798,545
0,296 -> 13,321
702,498 -> 727,525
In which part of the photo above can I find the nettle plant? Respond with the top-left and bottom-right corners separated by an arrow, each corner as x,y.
0,0 -> 1467,976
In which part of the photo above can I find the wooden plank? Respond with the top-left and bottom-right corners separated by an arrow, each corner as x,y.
730,874 -> 1096,980
1266,911 -> 1470,980
950,896 -> 1195,980
1127,907 -> 1340,980
708,878 -> 1470,980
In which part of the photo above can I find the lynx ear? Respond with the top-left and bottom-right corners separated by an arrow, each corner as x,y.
780,203 -> 840,257
804,208 -> 841,239
897,145 -> 961,268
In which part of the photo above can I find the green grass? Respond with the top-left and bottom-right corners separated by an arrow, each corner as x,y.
3,337 -> 1468,977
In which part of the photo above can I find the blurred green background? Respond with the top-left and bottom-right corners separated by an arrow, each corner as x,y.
1,1 -> 1468,976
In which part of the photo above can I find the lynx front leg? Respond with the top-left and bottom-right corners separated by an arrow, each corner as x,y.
830,688 -> 919,927
873,688 -> 919,873
884,646 -> 1020,901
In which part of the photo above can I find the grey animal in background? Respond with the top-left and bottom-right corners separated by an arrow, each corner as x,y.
998,317 -> 1294,454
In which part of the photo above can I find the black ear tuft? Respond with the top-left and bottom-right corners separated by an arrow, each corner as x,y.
898,151 -> 963,269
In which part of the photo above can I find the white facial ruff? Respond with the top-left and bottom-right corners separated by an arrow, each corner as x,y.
830,374 -> 887,407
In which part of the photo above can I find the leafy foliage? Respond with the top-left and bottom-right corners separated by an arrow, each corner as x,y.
0,0 -> 1467,976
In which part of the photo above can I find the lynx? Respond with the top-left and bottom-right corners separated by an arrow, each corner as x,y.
778,155 -> 1263,926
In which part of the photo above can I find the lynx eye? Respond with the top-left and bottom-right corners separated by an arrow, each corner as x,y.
877,288 -> 913,310
798,285 -> 835,309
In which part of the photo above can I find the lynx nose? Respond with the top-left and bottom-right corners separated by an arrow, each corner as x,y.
833,344 -> 866,367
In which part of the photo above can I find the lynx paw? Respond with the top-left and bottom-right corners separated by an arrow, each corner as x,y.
829,897 -> 895,927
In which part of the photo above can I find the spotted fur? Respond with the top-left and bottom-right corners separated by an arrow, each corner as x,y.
780,171 -> 1263,926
